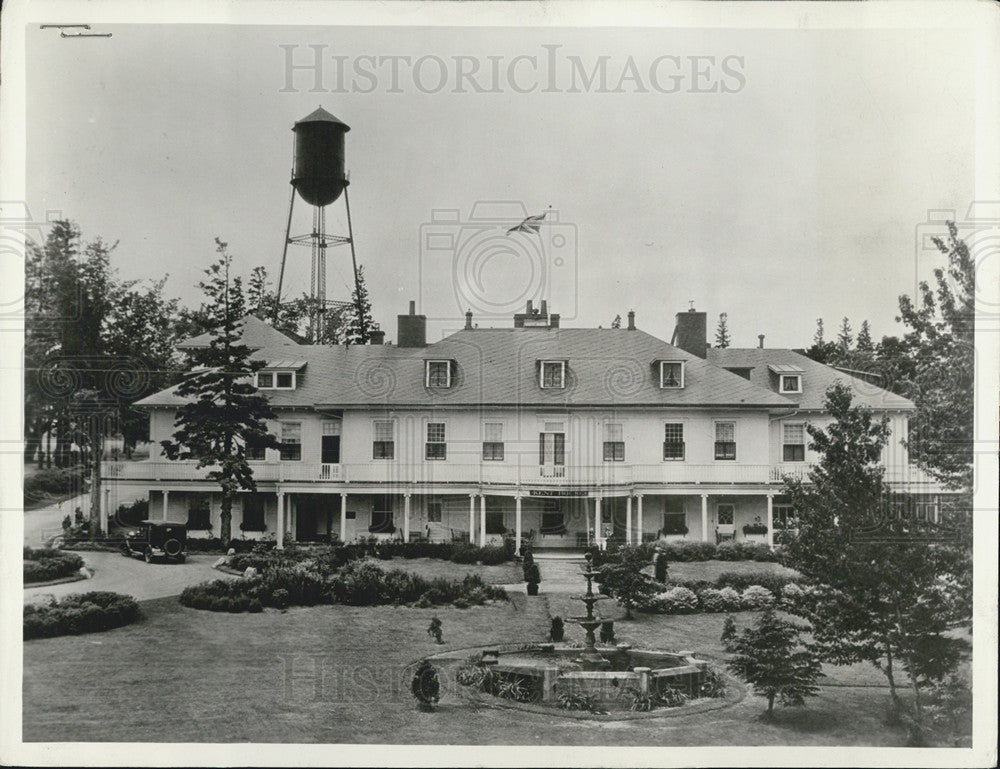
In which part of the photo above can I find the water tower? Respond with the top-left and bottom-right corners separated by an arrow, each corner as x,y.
274,107 -> 366,342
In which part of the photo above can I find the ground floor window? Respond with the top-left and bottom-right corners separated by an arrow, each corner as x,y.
485,510 -> 505,534
773,504 -> 796,529
187,494 -> 212,530
662,498 -> 687,535
717,503 -> 735,525
540,502 -> 566,535
370,496 -> 395,533
426,500 -> 443,523
241,494 -> 266,531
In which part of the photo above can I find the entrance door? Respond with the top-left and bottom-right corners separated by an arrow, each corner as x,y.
295,495 -> 336,542
296,497 -> 317,541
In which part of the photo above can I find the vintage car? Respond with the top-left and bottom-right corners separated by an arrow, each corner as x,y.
121,520 -> 187,563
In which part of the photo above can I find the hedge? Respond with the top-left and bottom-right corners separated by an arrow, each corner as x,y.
23,547 -> 84,584
24,592 -> 140,639
638,579 -> 802,614
180,565 -> 330,612
655,540 -> 779,563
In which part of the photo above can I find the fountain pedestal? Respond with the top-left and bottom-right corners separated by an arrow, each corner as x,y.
571,553 -> 611,670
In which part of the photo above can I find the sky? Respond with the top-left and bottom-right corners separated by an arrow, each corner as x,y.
24,21 -> 977,349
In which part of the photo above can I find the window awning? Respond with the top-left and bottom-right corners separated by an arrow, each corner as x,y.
768,364 -> 804,374
260,359 -> 307,371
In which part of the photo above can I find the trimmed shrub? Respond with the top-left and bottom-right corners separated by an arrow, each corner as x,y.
714,571 -> 798,596
716,586 -> 743,612
780,582 -> 805,607
450,542 -> 508,565
653,551 -> 669,583
23,547 -> 84,584
329,560 -> 507,607
659,586 -> 699,614
24,591 -> 140,639
660,541 -> 717,562
740,585 -> 776,610
696,587 -> 728,613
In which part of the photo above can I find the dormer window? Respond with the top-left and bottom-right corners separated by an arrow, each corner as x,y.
780,374 -> 802,394
425,360 -> 452,388
769,364 -> 804,394
256,370 -> 296,390
540,361 -> 566,389
659,361 -> 685,389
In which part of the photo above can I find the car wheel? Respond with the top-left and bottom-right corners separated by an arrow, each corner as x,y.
121,544 -> 131,557
163,538 -> 182,558
144,547 -> 154,564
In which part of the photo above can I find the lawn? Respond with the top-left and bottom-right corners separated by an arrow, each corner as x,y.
23,591 -> 915,745
358,556 -> 522,585
665,559 -> 800,582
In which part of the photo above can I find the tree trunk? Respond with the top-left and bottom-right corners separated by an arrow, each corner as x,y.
766,695 -> 775,718
882,634 -> 900,704
89,428 -> 103,540
220,491 -> 232,546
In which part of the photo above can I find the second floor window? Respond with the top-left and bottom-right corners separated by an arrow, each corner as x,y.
603,423 -> 624,462
663,423 -> 685,460
714,422 -> 736,460
426,422 -> 447,460
540,361 -> 565,389
483,422 -> 504,461
426,360 -> 451,388
245,437 -> 266,461
279,422 -> 301,461
782,423 -> 806,462
373,419 -> 394,460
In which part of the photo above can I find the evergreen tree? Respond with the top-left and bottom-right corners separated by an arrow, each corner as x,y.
610,314 -> 622,329
836,316 -> 853,352
247,266 -> 270,316
596,546 -> 660,619
813,318 -> 825,347
782,382 -> 972,734
714,312 -> 731,348
805,318 -> 838,364
723,608 -> 824,719
855,320 -> 873,352
160,240 -> 281,545
344,265 -> 380,346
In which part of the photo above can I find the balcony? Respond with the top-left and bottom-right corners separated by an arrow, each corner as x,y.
102,460 -> 943,490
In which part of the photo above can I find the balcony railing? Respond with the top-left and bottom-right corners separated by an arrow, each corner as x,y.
102,460 -> 942,488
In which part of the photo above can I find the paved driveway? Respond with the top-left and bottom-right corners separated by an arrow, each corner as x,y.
24,551 -> 231,603
23,493 -> 90,546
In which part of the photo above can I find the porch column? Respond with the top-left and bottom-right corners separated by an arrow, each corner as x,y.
515,495 -> 522,556
701,494 -> 709,542
162,489 -> 169,521
276,490 -> 285,549
340,492 -> 347,542
595,497 -> 602,549
766,494 -> 774,549
479,494 -> 487,545
469,494 -> 476,543
636,495 -> 644,545
626,495 -> 633,545
404,493 -> 411,543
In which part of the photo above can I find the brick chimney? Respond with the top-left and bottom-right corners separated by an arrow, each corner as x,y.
369,329 -> 385,345
671,307 -> 707,358
758,334 -> 765,349
397,300 -> 426,348
464,309 -> 473,330
627,310 -> 636,330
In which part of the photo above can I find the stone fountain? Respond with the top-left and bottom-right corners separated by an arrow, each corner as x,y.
571,552 -> 611,669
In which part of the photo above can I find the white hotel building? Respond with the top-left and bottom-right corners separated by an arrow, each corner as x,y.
101,301 -> 948,553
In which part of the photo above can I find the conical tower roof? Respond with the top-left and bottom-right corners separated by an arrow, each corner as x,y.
294,106 -> 350,131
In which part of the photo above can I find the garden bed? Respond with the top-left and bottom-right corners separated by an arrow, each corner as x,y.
23,547 -> 84,584
24,591 -> 141,640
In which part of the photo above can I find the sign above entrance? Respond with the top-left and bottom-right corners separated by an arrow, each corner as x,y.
529,489 -> 589,498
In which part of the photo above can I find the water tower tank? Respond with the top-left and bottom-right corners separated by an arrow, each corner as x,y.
291,107 -> 351,207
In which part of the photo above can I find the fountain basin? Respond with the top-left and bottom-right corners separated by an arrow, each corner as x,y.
461,643 -> 710,709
